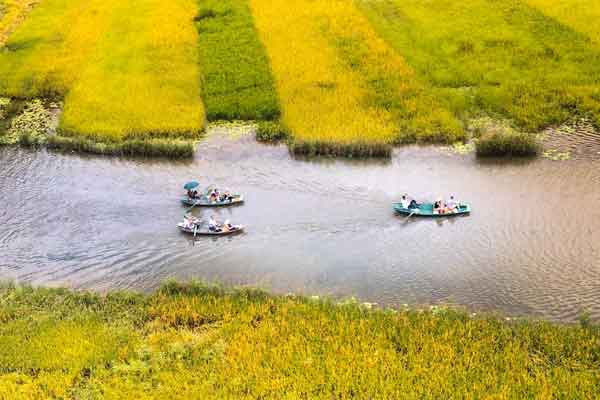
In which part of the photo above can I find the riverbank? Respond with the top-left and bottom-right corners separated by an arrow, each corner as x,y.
0,282 -> 598,398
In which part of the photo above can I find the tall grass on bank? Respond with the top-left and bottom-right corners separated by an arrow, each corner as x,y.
249,0 -> 460,156
0,0 -> 205,144
195,0 -> 279,121
527,0 -> 600,44
0,0 -> 38,46
0,282 -> 598,398
357,0 -> 600,132
47,136 -> 195,158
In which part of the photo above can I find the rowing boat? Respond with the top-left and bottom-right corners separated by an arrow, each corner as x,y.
177,222 -> 245,236
393,202 -> 471,217
180,194 -> 244,207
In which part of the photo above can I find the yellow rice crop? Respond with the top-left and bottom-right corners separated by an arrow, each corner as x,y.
0,0 -> 114,96
249,0 -> 458,147
1,0 -> 204,142
527,0 -> 600,44
59,0 -> 204,140
0,0 -> 38,46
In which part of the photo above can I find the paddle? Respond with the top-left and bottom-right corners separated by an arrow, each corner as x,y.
193,225 -> 198,237
405,211 -> 415,220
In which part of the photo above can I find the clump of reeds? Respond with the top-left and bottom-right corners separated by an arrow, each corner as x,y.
475,131 -> 540,157
290,140 -> 392,158
255,120 -> 288,142
47,135 -> 195,158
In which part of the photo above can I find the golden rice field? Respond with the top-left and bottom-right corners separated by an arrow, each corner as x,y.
0,0 -> 204,143
0,282 -> 598,398
249,0 -> 461,153
527,0 -> 600,44
3,0 -> 600,156
59,0 -> 204,141
0,0 -> 37,46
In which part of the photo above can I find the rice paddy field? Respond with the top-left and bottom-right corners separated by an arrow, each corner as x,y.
0,0 -> 37,46
0,0 -> 205,145
526,0 -> 600,44
195,0 -> 279,121
2,0 -> 600,155
356,0 -> 600,131
0,282 -> 598,399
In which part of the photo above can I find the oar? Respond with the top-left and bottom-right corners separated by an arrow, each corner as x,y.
193,225 -> 198,237
405,211 -> 415,220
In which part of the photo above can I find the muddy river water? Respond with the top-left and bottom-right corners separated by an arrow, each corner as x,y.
1,125 -> 599,322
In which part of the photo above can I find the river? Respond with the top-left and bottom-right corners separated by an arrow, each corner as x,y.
1,124 -> 599,322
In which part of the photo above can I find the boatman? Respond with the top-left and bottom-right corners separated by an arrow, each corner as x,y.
400,195 -> 410,209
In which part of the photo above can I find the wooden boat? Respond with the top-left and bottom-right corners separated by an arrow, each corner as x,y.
393,202 -> 471,217
181,194 -> 244,207
177,222 -> 245,236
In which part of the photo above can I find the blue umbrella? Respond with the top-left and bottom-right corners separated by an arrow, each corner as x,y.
184,181 -> 200,190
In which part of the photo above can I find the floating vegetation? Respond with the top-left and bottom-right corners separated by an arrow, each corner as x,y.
0,97 -> 10,120
451,141 -> 475,155
5,99 -> 54,145
542,149 -> 571,161
0,282 -> 598,398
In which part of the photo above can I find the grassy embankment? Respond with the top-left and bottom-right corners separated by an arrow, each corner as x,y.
0,282 -> 598,399
249,0 -> 462,157
0,0 -> 204,157
357,0 -> 600,156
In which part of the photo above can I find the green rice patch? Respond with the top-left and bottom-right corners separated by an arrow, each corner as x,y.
196,0 -> 279,121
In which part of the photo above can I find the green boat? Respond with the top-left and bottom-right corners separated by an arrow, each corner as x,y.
393,202 -> 471,217
181,194 -> 244,207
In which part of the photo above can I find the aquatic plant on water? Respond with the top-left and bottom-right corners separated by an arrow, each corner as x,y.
542,149 -> 571,161
7,99 -> 53,146
255,120 -> 288,142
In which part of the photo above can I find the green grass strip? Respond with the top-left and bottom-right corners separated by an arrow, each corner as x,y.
357,0 -> 600,131
196,0 -> 279,121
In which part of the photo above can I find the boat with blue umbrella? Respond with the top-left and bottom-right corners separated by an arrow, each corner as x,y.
181,182 -> 244,207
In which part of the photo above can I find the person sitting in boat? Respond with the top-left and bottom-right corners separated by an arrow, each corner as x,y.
208,215 -> 221,232
400,195 -> 410,209
408,199 -> 419,209
183,213 -> 198,229
445,195 -> 458,213
223,219 -> 235,232
434,199 -> 444,214
224,190 -> 234,202
209,189 -> 219,203
187,189 -> 199,199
